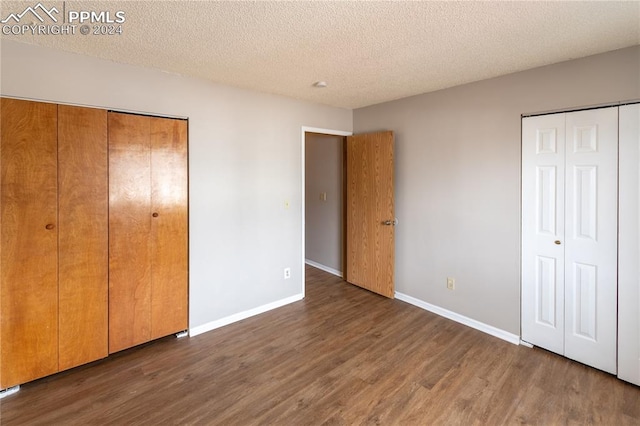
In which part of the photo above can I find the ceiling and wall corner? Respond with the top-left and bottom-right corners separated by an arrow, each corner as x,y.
0,1 -> 638,109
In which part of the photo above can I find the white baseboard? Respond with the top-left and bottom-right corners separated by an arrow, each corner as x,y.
395,292 -> 520,345
305,259 -> 343,277
189,294 -> 304,337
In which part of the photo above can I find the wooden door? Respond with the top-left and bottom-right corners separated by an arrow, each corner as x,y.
58,105 -> 109,370
1,98 -> 58,388
346,131 -> 395,298
150,117 -> 188,339
108,112 -> 152,353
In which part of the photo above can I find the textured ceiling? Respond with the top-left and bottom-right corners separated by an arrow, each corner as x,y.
1,1 -> 639,109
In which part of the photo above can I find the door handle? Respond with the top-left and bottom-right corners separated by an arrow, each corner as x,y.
554,240 -> 561,245
383,218 -> 398,226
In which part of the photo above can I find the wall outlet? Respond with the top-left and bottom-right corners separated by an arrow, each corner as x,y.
284,267 -> 291,280
447,277 -> 455,290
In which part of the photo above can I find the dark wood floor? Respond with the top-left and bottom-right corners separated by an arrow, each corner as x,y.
2,265 -> 639,425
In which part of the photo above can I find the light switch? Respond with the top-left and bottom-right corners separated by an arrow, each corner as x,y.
320,192 -> 327,201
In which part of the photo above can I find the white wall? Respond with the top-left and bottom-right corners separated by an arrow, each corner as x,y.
0,39 -> 352,332
305,133 -> 344,274
353,46 -> 640,335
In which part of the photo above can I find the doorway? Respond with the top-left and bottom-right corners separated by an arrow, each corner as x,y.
301,127 -> 351,298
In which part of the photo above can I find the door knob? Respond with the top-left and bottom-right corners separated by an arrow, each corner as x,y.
152,212 -> 159,218
554,240 -> 561,245
45,223 -> 55,230
383,218 -> 399,226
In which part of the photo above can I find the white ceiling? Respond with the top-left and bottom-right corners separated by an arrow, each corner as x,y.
2,1 -> 639,109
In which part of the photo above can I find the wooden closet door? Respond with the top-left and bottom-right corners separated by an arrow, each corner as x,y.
58,105 -> 108,370
150,117 -> 188,339
1,98 -> 58,388
108,112 -> 152,353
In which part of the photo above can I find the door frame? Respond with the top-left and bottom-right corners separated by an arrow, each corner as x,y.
301,126 -> 352,298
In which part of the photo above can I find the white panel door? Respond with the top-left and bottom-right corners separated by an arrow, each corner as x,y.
522,107 -> 618,374
564,108 -> 618,374
618,103 -> 640,385
522,114 -> 566,354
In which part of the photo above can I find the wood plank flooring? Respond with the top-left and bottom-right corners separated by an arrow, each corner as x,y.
1,265 -> 639,425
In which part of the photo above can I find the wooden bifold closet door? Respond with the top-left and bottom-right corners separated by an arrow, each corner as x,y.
0,98 -> 108,389
57,105 -> 109,371
1,99 -> 59,388
1,99 -> 187,389
108,112 -> 188,354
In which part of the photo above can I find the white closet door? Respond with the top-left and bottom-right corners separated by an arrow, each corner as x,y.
618,103 -> 640,385
522,113 -> 566,354
522,107 -> 618,374
563,108 -> 618,374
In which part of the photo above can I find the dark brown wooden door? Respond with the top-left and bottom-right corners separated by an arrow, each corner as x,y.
1,98 -> 59,388
58,105 -> 109,370
108,112 -> 153,353
346,131 -> 395,298
150,117 -> 188,339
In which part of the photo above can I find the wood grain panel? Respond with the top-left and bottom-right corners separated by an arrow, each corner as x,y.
149,117 -> 188,339
108,112 -> 152,353
346,131 -> 394,298
58,105 -> 108,370
0,98 -> 59,388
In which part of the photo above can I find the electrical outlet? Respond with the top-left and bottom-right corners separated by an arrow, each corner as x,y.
447,277 -> 455,290
284,267 -> 291,280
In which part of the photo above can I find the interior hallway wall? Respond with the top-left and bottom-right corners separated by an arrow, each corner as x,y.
305,133 -> 344,274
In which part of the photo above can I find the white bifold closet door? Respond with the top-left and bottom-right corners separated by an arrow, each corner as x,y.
618,103 -> 640,385
522,107 -> 618,374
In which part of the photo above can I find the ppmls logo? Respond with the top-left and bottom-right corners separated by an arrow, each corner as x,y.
1,2 -> 125,36
1,2 -> 59,24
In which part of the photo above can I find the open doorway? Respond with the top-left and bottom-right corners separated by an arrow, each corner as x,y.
305,132 -> 346,275
302,127 -> 396,299
301,127 -> 351,297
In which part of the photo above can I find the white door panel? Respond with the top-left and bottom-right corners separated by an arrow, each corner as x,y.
522,114 -> 565,354
617,103 -> 640,385
522,107 -> 618,374
564,108 -> 618,374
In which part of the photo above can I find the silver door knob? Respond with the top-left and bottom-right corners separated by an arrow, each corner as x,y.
383,218 -> 399,226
